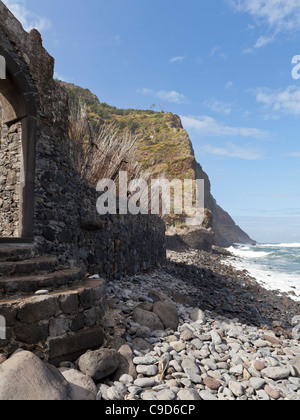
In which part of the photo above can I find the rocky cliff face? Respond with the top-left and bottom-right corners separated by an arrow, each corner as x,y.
61,83 -> 255,247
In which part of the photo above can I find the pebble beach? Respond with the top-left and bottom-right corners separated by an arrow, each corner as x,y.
91,248 -> 300,401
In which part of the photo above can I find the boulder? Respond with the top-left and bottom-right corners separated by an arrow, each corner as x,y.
0,351 -> 71,400
153,301 -> 179,331
133,307 -> 164,331
180,227 -> 213,252
78,348 -> 120,381
190,308 -> 206,323
291,356 -> 300,377
60,368 -> 97,400
112,344 -> 137,381
132,338 -> 153,351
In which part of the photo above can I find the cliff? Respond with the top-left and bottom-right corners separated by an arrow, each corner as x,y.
60,82 -> 255,247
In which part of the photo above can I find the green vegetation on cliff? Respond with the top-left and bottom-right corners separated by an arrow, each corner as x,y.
60,82 -> 196,182
60,81 -> 255,246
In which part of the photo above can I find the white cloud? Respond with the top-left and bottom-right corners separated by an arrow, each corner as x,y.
169,56 -> 187,64
210,46 -> 228,60
3,0 -> 51,32
202,143 -> 263,160
284,152 -> 300,157
254,34 -> 276,48
229,0 -> 300,47
225,81 -> 234,90
139,88 -> 186,104
256,85 -> 300,115
203,99 -> 232,115
180,115 -> 268,138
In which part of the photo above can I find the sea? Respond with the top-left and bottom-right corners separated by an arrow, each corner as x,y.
226,243 -> 300,302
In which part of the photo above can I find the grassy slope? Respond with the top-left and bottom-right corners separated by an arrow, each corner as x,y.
60,82 -> 255,245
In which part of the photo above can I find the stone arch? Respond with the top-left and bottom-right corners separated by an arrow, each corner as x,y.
0,45 -> 37,240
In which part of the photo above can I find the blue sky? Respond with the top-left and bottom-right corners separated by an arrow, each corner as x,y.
3,0 -> 300,243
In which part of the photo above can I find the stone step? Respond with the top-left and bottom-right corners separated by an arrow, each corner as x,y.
0,256 -> 58,277
0,244 -> 35,262
0,278 -> 106,366
0,267 -> 83,296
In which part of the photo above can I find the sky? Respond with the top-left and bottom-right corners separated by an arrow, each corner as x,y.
2,0 -> 300,243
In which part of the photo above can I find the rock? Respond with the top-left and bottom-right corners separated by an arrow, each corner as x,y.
190,338 -> 202,350
291,356 -> 300,377
203,377 -> 221,391
173,292 -> 195,307
256,389 -> 270,400
199,390 -> 218,401
178,389 -> 201,401
185,370 -> 203,384
119,374 -> 134,384
200,359 -> 217,370
152,301 -> 179,330
229,364 -> 244,376
97,384 -> 110,400
106,386 -> 124,401
133,307 -> 164,331
136,365 -> 158,376
180,329 -> 195,341
78,349 -> 120,381
133,356 -> 157,366
112,345 -> 137,381
262,334 -> 280,346
228,381 -> 245,397
254,361 -> 265,372
135,326 -> 151,339
249,377 -> 266,390
264,385 -> 281,400
211,330 -> 222,345
182,358 -> 200,375
141,391 -> 158,400
0,351 -> 71,400
170,341 -> 186,352
261,367 -> 290,380
60,368 -> 97,400
35,290 -> 49,296
17,296 -> 57,323
190,308 -> 206,323
132,338 -> 153,351
254,339 -> 269,348
134,378 -> 156,388
157,389 -> 176,401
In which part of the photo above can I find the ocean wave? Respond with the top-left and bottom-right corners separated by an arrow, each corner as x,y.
228,247 -> 271,259
226,254 -> 300,302
261,243 -> 300,248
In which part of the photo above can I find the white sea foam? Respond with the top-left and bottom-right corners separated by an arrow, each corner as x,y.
262,243 -> 300,248
228,246 -> 271,259
226,244 -> 300,302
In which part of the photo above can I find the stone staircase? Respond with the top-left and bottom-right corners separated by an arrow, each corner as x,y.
0,244 -> 106,365
0,244 -> 82,297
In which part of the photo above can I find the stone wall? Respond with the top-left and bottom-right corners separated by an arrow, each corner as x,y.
0,106 -> 21,237
33,130 -> 166,277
